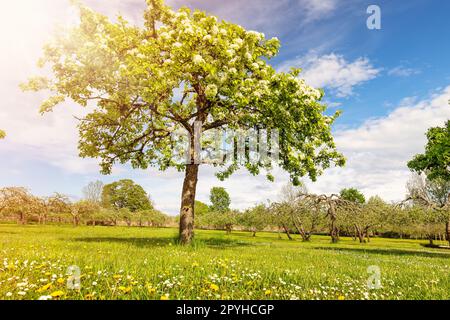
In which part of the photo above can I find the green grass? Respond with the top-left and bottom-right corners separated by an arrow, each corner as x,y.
0,224 -> 449,300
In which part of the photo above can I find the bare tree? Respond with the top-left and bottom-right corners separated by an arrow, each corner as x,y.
404,173 -> 450,246
82,181 -> 104,204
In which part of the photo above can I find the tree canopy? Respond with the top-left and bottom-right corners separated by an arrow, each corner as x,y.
101,179 -> 153,212
408,120 -> 449,182
209,187 -> 231,213
340,188 -> 366,204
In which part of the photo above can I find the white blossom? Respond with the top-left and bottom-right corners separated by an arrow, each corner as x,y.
205,84 -> 218,99
193,55 -> 205,65
211,26 -> 219,35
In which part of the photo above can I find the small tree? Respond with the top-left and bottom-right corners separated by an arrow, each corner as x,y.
209,187 -> 231,213
194,200 -> 210,228
269,202 -> 296,240
120,208 -> 133,226
22,1 -> 345,244
102,179 -> 153,212
71,200 -> 100,226
405,173 -> 450,245
293,195 -> 324,242
204,210 -> 238,234
240,204 -> 268,237
0,187 -> 39,224
340,188 -> 366,204
342,196 -> 386,243
45,193 -> 72,224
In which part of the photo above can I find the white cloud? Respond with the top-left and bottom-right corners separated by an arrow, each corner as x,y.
300,0 -> 337,22
280,53 -> 381,97
307,86 -> 450,201
388,66 -> 421,77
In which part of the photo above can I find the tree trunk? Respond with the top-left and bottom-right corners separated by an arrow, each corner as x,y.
330,222 -> 339,243
281,224 -> 293,240
179,164 -> 199,245
446,220 -> 450,246
328,204 -> 339,243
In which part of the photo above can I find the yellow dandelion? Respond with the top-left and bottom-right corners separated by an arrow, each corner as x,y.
50,291 -> 65,298
118,286 -> 132,294
146,284 -> 156,294
160,294 -> 169,300
37,283 -> 52,293
57,278 -> 65,285
265,290 -> 272,296
210,283 -> 219,292
85,293 -> 95,300
338,295 -> 345,300
192,262 -> 199,268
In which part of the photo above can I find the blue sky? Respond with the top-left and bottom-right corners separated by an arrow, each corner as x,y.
0,0 -> 449,214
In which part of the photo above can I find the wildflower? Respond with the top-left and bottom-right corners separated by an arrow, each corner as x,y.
37,283 -> 52,293
5,292 -> 12,297
192,262 -> 199,268
338,295 -> 345,300
38,295 -> 52,300
193,55 -> 205,65
18,291 -> 26,296
118,286 -> 132,294
205,84 -> 218,99
210,284 -> 219,292
85,293 -> 95,300
57,278 -> 65,285
50,291 -> 65,298
265,290 -> 272,296
92,281 -> 98,286
146,285 -> 156,294
160,294 -> 169,300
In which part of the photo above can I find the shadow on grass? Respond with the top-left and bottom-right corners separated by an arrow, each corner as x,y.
72,236 -> 253,249
312,246 -> 450,259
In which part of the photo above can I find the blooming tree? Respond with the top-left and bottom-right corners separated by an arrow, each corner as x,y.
22,0 -> 345,244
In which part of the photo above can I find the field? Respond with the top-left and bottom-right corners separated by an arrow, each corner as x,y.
0,224 -> 449,300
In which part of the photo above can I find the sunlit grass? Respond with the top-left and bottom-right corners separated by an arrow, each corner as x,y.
0,224 -> 449,300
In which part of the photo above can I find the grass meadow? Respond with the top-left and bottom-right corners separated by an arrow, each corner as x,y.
0,224 -> 449,300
